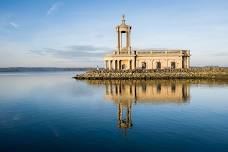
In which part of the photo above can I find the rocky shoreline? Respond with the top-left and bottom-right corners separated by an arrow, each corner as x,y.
74,67 -> 228,80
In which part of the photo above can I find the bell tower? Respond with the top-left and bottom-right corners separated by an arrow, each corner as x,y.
116,15 -> 132,54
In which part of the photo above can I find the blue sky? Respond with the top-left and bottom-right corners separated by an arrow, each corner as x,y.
0,0 -> 228,67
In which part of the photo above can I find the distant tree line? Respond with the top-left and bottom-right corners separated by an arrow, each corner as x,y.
0,67 -> 96,72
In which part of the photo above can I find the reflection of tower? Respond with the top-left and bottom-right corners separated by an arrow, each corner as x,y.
117,101 -> 133,134
86,80 -> 191,134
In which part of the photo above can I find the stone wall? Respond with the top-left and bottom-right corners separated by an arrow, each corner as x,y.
74,67 -> 228,80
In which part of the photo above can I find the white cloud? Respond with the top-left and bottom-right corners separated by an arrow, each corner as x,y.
9,22 -> 19,29
28,45 -> 111,59
212,52 -> 228,56
47,2 -> 62,16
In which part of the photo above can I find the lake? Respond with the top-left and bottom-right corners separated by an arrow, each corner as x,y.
0,71 -> 228,152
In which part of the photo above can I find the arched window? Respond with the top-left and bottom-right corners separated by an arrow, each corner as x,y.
156,62 -> 161,70
171,62 -> 176,69
122,64 -> 126,70
142,62 -> 146,69
129,60 -> 132,70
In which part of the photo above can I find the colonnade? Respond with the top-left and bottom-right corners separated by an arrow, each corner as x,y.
105,59 -> 136,70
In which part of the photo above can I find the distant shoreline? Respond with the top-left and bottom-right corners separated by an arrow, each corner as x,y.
0,67 -> 95,72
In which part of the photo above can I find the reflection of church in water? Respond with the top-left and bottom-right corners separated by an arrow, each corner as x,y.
87,80 -> 190,132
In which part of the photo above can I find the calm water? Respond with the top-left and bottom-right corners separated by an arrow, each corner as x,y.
0,72 -> 228,152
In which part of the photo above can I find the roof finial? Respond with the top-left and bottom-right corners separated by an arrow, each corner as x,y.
122,14 -> 125,24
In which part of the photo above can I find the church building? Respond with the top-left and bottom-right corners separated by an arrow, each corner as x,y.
104,15 -> 190,70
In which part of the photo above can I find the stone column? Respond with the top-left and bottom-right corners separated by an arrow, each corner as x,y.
187,57 -> 190,68
105,60 -> 108,69
126,31 -> 129,49
107,60 -> 110,70
110,60 -> 113,70
120,33 -> 122,51
114,60 -> 115,70
127,29 -> 131,53
132,59 -> 135,70
135,60 -> 138,69
109,60 -> 112,70
117,30 -> 120,53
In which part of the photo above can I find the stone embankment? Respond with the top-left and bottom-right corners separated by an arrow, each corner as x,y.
74,67 -> 228,80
